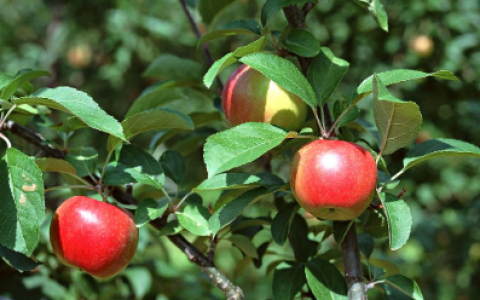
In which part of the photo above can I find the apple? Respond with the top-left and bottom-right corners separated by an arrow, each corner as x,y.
410,35 -> 434,58
222,64 -> 308,130
50,196 -> 139,279
289,139 -> 377,220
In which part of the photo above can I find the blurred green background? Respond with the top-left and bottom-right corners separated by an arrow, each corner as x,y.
1,0 -> 479,299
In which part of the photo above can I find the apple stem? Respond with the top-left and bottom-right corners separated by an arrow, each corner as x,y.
338,221 -> 368,300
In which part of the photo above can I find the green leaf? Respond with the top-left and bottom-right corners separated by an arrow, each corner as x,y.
204,122 -> 288,177
271,202 -> 299,246
194,172 -> 282,191
383,274 -> 424,300
125,87 -> 186,118
134,198 -> 169,227
103,145 -> 165,188
0,99 -> 39,115
357,233 -> 375,259
373,75 -> 422,155
108,108 -> 194,151
177,203 -> 212,236
240,52 -> 316,108
289,214 -> 318,262
307,47 -> 350,106
261,0 -> 314,26
333,220 -> 354,245
0,69 -> 50,100
160,150 -> 186,185
357,69 -> 458,95
209,188 -> 271,236
228,235 -> 259,259
283,29 -> 320,57
272,263 -> 306,300
123,267 -> 153,300
0,148 -> 44,256
198,0 -> 235,24
65,147 -> 98,178
402,138 -> 480,172
198,19 -> 262,47
157,220 -> 183,237
370,0 -> 389,32
380,193 -> 412,251
35,158 -> 77,175
0,244 -> 41,272
203,37 -> 266,88
305,258 -> 348,300
15,87 -> 126,140
143,54 -> 203,80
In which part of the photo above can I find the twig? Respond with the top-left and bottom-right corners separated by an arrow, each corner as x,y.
4,120 -> 244,300
178,0 -> 223,91
301,1 -> 318,17
338,222 -> 367,300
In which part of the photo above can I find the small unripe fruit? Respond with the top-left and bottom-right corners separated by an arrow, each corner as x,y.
222,64 -> 308,130
50,196 -> 139,279
410,35 -> 434,58
290,139 -> 377,220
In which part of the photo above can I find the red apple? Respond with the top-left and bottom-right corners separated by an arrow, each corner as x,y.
50,196 -> 139,279
222,64 -> 308,130
289,139 -> 377,220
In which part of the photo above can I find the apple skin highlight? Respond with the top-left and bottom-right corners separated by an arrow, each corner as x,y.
290,139 -> 377,221
222,64 -> 308,131
50,196 -> 139,279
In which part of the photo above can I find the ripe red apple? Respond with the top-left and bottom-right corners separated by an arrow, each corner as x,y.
290,139 -> 377,220
222,64 -> 308,130
50,196 -> 139,279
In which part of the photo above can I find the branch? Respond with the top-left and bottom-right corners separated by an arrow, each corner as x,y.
4,120 -> 244,300
338,222 -> 367,300
282,3 -> 333,131
178,0 -> 223,91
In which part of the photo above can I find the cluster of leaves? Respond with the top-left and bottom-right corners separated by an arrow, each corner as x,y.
1,0 -> 480,299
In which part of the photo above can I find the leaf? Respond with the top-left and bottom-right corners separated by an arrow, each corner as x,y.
383,274 -> 424,300
283,29 -> 320,57
261,0 -> 314,26
125,87 -> 186,118
143,54 -> 203,80
357,233 -> 375,259
240,52 -> 317,108
289,214 -> 318,262
134,198 -> 169,227
272,263 -> 306,300
203,122 -> 288,177
356,69 -> 458,95
228,235 -> 259,259
35,158 -> 77,175
373,75 -> 422,155
160,150 -> 186,185
271,202 -> 299,246
371,0 -> 388,31
108,108 -> 194,151
198,0 -> 235,24
65,147 -> 98,178
0,244 -> 41,272
194,173 -> 282,191
402,138 -> 480,172
305,258 -> 348,300
332,221 -> 354,245
0,148 -> 44,256
203,37 -> 266,88
157,220 -> 183,237
307,47 -> 350,106
209,188 -> 271,236
123,267 -> 153,300
177,203 -> 212,236
15,87 -> 126,140
380,193 -> 412,251
0,69 -> 50,100
198,19 -> 262,47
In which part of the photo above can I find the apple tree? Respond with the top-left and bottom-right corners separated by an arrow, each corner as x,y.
1,0 -> 479,299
